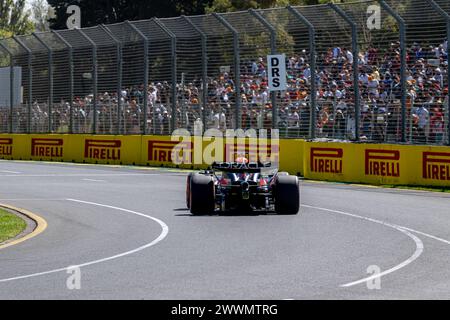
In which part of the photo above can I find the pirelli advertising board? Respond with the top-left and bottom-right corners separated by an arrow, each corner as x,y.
141,135 -> 288,171
0,135 -> 66,161
0,134 -> 141,165
0,134 -> 449,187
303,142 -> 450,187
31,138 -> 64,160
75,135 -> 141,165
0,137 -> 13,158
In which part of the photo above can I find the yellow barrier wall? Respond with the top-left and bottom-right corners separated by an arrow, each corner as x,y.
1,134 -> 449,187
142,135 -> 290,171
303,141 -> 450,187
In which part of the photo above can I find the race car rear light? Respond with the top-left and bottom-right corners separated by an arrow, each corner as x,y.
220,178 -> 231,186
259,178 -> 267,187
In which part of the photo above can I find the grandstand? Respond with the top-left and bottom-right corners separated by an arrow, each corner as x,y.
0,0 -> 449,145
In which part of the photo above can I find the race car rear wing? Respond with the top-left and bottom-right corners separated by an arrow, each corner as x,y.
211,161 -> 274,173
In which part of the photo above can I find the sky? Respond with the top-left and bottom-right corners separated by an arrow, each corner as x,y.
24,0 -> 50,12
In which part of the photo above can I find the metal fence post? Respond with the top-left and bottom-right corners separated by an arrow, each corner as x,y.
52,30 -> 74,133
213,12 -> 242,130
329,3 -> 360,141
101,24 -> 123,135
287,6 -> 317,139
426,0 -> 450,146
126,21 -> 149,135
9,55 -> 13,133
77,29 -> 98,134
154,18 -> 178,134
249,8 -> 278,130
183,15 -> 208,134
0,43 -> 13,133
12,36 -> 33,133
32,33 -> 53,133
379,0 -> 407,143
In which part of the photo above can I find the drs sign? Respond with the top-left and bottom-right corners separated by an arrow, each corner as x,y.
267,54 -> 287,92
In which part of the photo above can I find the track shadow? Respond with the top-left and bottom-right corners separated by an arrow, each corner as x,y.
174,208 -> 267,217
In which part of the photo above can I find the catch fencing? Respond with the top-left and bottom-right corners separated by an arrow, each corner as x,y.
0,0 -> 449,146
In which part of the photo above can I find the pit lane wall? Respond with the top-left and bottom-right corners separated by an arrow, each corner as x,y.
0,134 -> 449,187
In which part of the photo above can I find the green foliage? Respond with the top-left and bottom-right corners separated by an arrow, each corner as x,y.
47,0 -> 215,29
31,0 -> 51,31
205,0 -> 328,13
0,0 -> 35,36
46,0 -> 335,30
0,29 -> 12,39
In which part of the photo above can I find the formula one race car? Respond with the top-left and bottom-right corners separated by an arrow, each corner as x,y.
186,161 -> 300,215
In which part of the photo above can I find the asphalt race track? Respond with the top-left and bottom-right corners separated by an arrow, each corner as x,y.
1,160 -> 450,299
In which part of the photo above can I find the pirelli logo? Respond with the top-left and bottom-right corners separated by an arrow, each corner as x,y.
423,152 -> 450,181
365,149 -> 400,177
31,138 -> 63,157
148,140 -> 192,163
310,148 -> 343,174
84,139 -> 121,160
0,138 -> 12,156
224,143 -> 279,163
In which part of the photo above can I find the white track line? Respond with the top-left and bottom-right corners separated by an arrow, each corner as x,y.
398,227 -> 450,246
0,170 -> 21,174
302,204 -> 424,288
0,199 -> 169,283
82,179 -> 106,182
0,174 -> 187,178
0,173 -> 160,177
0,199 -> 65,201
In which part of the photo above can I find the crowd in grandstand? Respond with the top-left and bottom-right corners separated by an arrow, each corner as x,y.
1,40 -> 448,144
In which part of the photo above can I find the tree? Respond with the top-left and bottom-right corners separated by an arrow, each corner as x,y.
0,0 -> 34,35
31,0 -> 52,32
0,29 -> 12,39
205,0 -> 327,13
47,0 -> 215,30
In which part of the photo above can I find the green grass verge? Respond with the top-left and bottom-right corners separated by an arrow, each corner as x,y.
0,208 -> 27,244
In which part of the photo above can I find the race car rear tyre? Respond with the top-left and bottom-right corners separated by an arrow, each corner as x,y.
274,175 -> 300,215
190,174 -> 215,215
186,173 -> 194,209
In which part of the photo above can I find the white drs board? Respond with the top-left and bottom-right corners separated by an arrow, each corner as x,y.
267,54 -> 287,92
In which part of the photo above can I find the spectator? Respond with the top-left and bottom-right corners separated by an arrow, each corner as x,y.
414,104 -> 430,143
